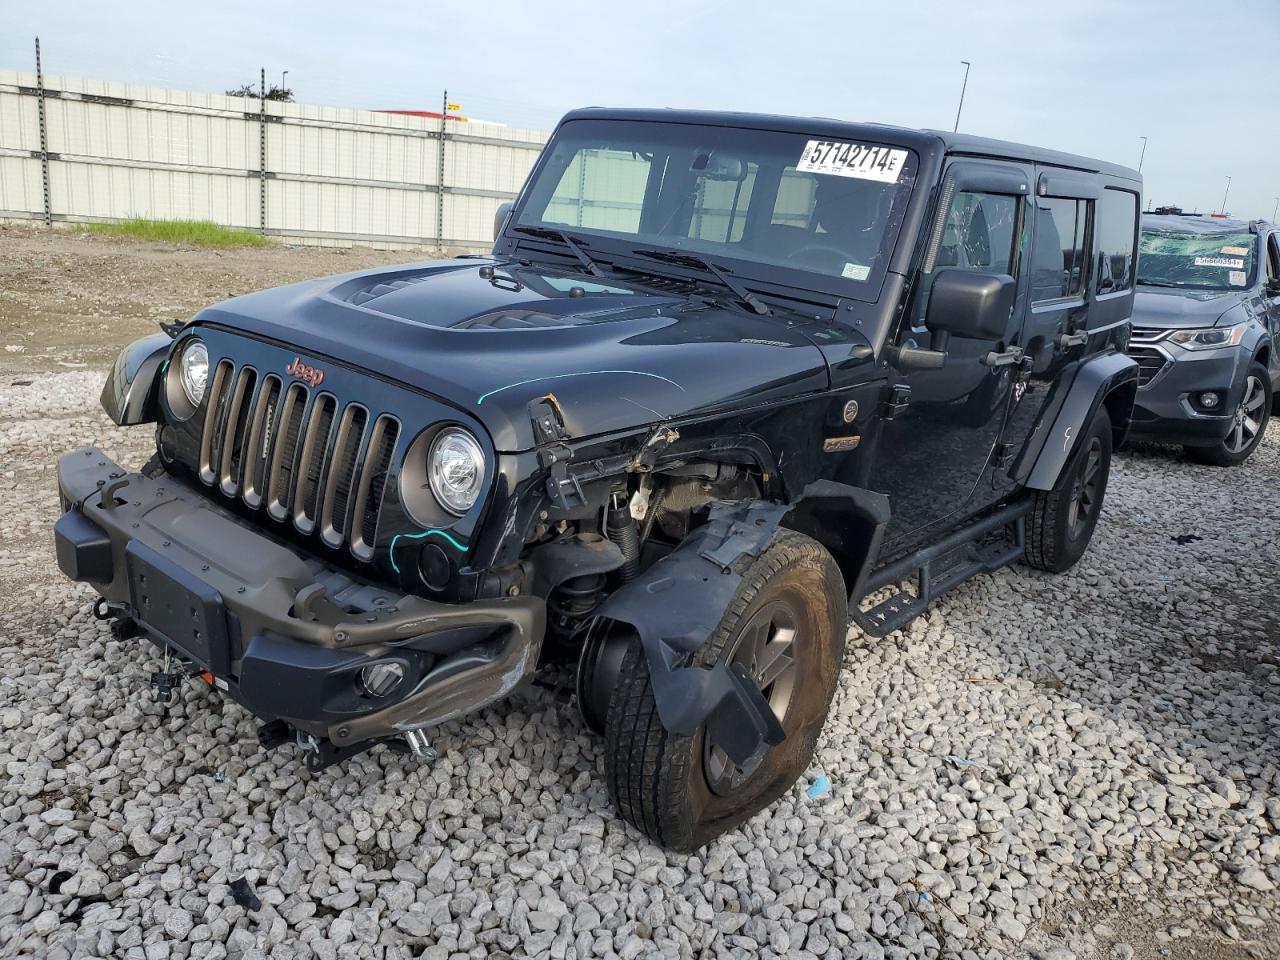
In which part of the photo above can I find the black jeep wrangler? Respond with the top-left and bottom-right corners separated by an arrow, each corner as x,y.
54,109 -> 1140,850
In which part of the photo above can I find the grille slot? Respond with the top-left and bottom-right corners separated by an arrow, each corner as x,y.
294,393 -> 337,533
241,375 -> 281,508
198,360 -> 234,484
1128,345 -> 1169,386
1129,326 -> 1168,346
197,359 -> 401,560
320,404 -> 369,547
351,416 -> 400,560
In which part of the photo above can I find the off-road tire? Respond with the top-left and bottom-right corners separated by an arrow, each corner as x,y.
1185,363 -> 1271,467
602,530 -> 846,851
1024,404 -> 1112,573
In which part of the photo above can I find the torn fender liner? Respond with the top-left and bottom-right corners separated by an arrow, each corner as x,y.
594,500 -> 789,772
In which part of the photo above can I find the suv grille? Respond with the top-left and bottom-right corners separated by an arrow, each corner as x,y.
1126,327 -> 1170,386
198,360 -> 400,561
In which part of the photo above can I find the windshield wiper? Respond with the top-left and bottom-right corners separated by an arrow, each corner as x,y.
1136,279 -> 1184,288
631,249 -> 770,315
511,226 -> 606,278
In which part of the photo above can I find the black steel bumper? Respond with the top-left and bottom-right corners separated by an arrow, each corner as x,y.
1127,349 -> 1241,446
54,448 -> 545,747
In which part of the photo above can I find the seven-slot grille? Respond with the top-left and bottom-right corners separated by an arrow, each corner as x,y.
1126,326 -> 1171,387
198,360 -> 400,560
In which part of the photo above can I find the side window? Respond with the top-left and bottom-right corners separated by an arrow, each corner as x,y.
1030,197 -> 1090,301
688,164 -> 758,243
1094,188 -> 1138,294
1267,234 -> 1280,283
542,147 -> 651,233
936,191 -> 1018,275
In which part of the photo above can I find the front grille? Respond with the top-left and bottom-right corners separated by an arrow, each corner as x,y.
198,363 -> 399,560
1129,325 -> 1169,346
1128,345 -> 1169,386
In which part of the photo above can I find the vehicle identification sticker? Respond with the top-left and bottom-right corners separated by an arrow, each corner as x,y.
1229,271 -> 1247,286
1194,256 -> 1244,269
1220,245 -> 1249,256
798,140 -> 908,183
842,262 -> 871,281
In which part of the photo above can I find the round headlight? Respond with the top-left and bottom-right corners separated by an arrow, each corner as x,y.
179,339 -> 209,406
428,428 -> 485,516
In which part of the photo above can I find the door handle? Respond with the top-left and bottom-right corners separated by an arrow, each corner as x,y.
1056,330 -> 1089,349
982,346 -> 1024,367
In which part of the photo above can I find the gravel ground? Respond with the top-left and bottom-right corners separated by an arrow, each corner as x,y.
1,228 -> 1278,960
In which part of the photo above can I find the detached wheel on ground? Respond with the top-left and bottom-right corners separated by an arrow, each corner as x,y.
602,530 -> 846,851
1185,364 -> 1272,467
1024,404 -> 1113,573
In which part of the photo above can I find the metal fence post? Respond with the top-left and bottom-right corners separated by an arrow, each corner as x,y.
34,37 -> 52,226
259,67 -> 267,234
436,89 -> 447,251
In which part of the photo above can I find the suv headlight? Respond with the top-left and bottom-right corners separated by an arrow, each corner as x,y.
1167,323 -> 1246,351
428,428 -> 485,515
178,338 -> 210,405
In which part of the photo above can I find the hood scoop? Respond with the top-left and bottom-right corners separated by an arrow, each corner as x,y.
342,273 -> 434,306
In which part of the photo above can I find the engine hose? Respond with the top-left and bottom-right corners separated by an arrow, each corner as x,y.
606,500 -> 640,583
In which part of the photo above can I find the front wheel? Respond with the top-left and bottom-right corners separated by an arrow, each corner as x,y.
1024,404 -> 1113,573
602,530 -> 846,851
1185,364 -> 1272,467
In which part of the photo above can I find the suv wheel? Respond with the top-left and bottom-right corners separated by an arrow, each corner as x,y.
602,530 -> 845,851
1024,404 -> 1113,573
1186,364 -> 1272,467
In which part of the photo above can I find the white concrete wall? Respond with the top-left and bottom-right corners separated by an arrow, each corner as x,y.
0,71 -> 549,250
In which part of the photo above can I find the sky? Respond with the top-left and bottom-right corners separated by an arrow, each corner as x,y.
4,0 -> 1278,221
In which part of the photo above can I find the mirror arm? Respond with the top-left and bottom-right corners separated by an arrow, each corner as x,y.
889,343 -> 947,371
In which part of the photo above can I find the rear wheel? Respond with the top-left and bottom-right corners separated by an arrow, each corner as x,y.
1185,365 -> 1271,467
602,530 -> 845,851
1025,404 -> 1113,573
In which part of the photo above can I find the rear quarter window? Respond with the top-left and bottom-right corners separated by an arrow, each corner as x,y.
1095,188 -> 1138,295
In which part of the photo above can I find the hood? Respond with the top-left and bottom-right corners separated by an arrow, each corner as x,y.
1132,287 -> 1249,329
192,259 -> 832,452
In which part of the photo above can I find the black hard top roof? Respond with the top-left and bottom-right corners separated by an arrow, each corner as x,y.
559,108 -> 1142,183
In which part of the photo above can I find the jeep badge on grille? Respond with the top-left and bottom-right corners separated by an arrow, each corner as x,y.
286,356 -> 325,388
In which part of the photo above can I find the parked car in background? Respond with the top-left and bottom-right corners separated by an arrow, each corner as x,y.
54,109 -> 1140,850
1127,215 -> 1280,465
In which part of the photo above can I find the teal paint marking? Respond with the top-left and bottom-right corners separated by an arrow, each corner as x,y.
476,370 -> 685,405
388,528 -> 468,575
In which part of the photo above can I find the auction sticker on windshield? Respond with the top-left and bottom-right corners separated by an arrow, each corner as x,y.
798,141 -> 908,183
1193,256 -> 1244,269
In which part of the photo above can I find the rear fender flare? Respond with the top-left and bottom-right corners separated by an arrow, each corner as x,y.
1024,352 -> 1138,491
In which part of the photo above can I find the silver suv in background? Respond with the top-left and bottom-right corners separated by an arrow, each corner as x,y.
1127,214 -> 1280,465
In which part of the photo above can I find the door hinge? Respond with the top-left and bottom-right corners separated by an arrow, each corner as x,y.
880,384 -> 912,420
993,441 -> 1015,468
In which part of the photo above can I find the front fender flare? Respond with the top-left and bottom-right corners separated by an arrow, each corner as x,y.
101,333 -> 172,426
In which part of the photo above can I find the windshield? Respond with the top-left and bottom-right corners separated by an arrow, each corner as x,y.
512,119 -> 919,295
1137,229 -> 1256,290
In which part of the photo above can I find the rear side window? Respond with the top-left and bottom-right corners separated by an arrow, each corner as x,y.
1095,188 -> 1138,294
1031,197 -> 1089,301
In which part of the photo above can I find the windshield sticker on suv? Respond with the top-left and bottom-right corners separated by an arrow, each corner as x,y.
797,140 -> 908,183
1229,271 -> 1247,286
1220,246 -> 1249,256
841,262 -> 871,281
1193,256 -> 1244,269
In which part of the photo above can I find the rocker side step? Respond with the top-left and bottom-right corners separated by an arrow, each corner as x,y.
850,500 -> 1030,637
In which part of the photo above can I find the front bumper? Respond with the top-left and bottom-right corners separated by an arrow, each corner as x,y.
54,448 -> 544,747
1126,347 -> 1242,446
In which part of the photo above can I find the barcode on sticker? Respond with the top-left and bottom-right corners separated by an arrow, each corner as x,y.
797,140 -> 908,183
1229,271 -> 1247,286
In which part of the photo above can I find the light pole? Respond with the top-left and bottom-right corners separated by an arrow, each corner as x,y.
1219,176 -> 1231,215
1273,197 -> 1278,222
953,61 -> 971,133
281,70 -> 288,93
1138,136 -> 1147,172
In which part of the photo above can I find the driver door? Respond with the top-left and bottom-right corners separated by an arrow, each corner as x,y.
873,160 -> 1032,555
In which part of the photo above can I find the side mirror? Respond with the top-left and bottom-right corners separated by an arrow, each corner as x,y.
926,269 -> 1016,341
493,201 -> 514,242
